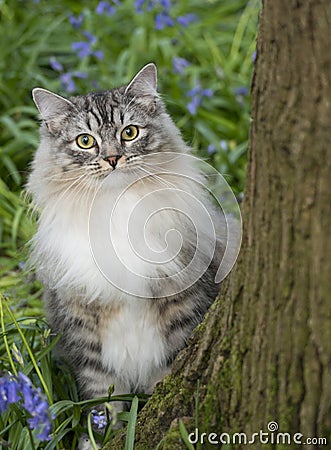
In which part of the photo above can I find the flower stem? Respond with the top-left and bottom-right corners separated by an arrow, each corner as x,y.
4,301 -> 52,404
0,295 -> 17,376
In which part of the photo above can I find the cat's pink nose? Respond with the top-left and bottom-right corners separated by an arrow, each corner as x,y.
103,155 -> 121,169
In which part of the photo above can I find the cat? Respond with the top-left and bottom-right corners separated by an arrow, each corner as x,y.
27,63 -> 238,442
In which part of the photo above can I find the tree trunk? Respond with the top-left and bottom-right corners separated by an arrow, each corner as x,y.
107,1 -> 331,448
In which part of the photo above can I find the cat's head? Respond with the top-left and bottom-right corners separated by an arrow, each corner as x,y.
31,64 -> 186,194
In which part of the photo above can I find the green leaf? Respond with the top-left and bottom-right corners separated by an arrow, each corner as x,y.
125,395 -> 139,450
179,420 -> 195,450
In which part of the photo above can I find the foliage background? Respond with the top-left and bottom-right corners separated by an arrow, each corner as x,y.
0,0 -> 259,447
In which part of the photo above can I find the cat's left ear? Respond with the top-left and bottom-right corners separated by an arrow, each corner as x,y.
32,88 -> 75,122
124,63 -> 157,97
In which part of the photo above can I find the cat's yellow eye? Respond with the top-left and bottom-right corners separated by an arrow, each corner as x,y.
121,125 -> 139,142
76,134 -> 96,149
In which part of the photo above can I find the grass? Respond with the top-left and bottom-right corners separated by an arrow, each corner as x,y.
0,0 -> 259,448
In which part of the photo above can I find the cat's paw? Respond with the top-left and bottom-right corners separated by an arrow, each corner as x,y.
77,434 -> 101,450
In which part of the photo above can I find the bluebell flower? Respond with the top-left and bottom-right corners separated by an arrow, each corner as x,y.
0,376 -> 20,411
187,85 -> 201,97
72,41 -> 91,58
72,71 -> 88,79
159,0 -> 171,9
60,73 -> 76,93
186,84 -> 214,115
68,13 -> 84,29
202,88 -> 213,97
93,50 -> 104,60
172,57 -> 190,74
91,410 -> 107,429
83,31 -> 97,45
187,97 -> 200,115
0,372 -> 53,441
135,0 -> 171,14
60,72 -> 87,93
134,0 -> 145,13
155,11 -> 174,29
72,32 -> 103,60
207,144 -> 216,154
234,86 -> 248,96
49,57 -> 63,72
177,13 -> 197,27
96,1 -> 116,16
252,50 -> 257,63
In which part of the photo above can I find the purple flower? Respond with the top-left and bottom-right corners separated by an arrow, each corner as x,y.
72,41 -> 91,58
172,57 -> 190,74
202,88 -> 213,97
83,31 -> 97,45
93,50 -> 104,60
60,72 -> 88,93
0,372 -> 53,441
91,410 -> 107,429
68,13 -> 84,29
187,97 -> 200,115
135,0 -> 171,14
60,73 -> 76,93
155,11 -> 174,29
186,84 -> 214,115
159,0 -> 171,9
207,144 -> 216,154
177,13 -> 197,27
235,86 -> 248,96
134,0 -> 145,13
72,71 -> 88,79
187,86 -> 201,97
96,1 -> 116,15
0,377 -> 20,410
72,32 -> 103,60
49,57 -> 63,72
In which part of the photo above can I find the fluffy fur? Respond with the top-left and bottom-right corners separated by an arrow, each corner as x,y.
28,64 -> 233,410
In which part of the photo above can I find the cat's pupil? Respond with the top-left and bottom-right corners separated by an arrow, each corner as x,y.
82,135 -> 89,145
125,128 -> 132,137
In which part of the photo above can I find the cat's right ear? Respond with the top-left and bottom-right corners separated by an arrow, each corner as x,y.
124,63 -> 158,97
32,88 -> 75,122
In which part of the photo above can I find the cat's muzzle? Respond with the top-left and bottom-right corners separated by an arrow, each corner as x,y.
103,155 -> 121,170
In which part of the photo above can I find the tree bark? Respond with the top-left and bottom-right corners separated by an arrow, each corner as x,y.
106,1 -> 331,448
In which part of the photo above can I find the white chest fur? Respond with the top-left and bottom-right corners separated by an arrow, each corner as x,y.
100,300 -> 166,391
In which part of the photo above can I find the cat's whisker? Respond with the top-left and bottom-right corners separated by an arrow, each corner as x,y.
45,167 -> 90,183
50,172 -> 92,211
138,166 -> 178,191
27,64 -> 234,450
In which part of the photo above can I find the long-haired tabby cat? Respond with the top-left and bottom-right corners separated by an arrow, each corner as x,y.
28,63 -> 237,441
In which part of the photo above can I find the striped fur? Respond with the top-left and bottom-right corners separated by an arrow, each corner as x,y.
28,65 -> 232,417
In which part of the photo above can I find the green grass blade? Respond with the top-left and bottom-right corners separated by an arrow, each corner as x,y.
179,420 -> 195,450
125,395 -> 139,450
4,301 -> 52,404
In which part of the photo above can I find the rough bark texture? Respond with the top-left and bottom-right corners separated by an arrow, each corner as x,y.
106,1 -> 331,448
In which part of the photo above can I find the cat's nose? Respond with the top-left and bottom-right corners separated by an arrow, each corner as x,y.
103,155 -> 121,169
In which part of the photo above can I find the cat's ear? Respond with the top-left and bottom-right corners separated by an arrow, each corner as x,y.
32,88 -> 75,122
124,63 -> 157,97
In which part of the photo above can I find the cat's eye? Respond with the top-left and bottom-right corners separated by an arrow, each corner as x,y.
121,125 -> 139,142
76,134 -> 96,149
